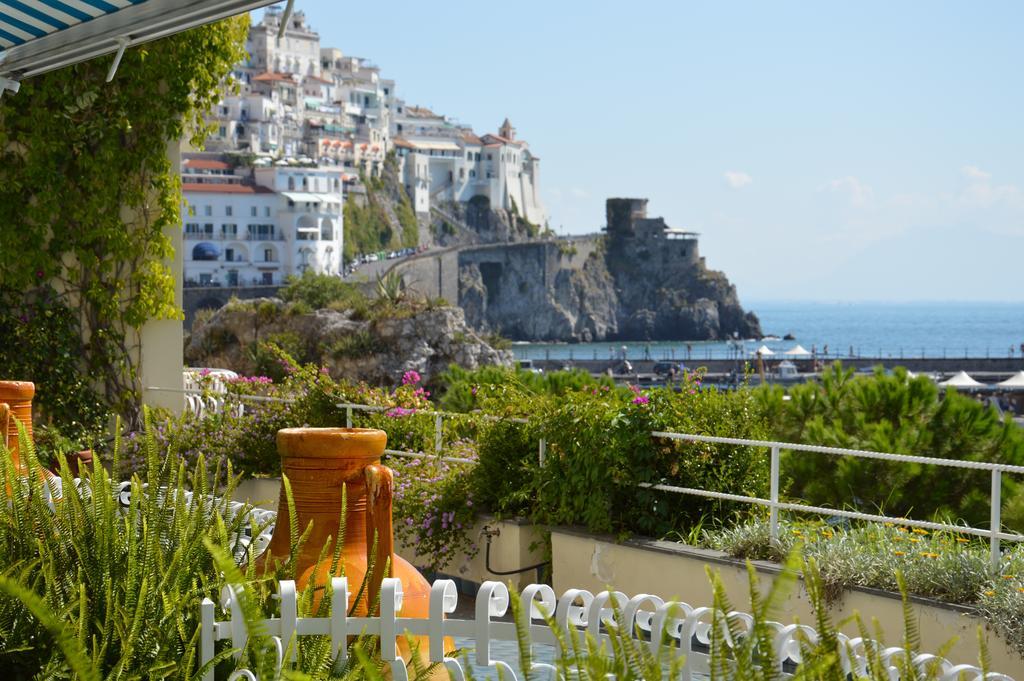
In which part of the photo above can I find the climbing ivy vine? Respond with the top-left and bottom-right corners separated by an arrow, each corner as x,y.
0,17 -> 248,430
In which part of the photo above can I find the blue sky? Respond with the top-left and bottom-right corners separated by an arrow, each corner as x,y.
278,2 -> 1024,301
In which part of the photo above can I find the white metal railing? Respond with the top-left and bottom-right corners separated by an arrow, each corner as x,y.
201,577 -> 1013,681
156,386 -> 1024,571
649,432 -> 1024,572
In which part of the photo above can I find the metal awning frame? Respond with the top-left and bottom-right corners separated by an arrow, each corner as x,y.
0,0 -> 281,97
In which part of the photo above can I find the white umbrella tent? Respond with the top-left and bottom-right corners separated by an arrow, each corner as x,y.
997,371 -> 1024,391
754,345 -> 774,356
938,371 -> 985,389
783,344 -> 811,356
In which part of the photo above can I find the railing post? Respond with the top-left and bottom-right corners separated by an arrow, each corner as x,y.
538,437 -> 546,466
991,469 -> 1002,573
345,405 -> 353,428
770,446 -> 780,542
434,413 -> 443,455
200,598 -> 215,681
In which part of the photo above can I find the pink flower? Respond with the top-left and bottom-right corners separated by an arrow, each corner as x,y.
198,368 -> 211,377
386,407 -> 417,418
402,370 -> 421,385
632,395 -> 650,405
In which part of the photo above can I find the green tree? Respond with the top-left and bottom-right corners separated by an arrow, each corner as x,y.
0,17 -> 249,423
758,363 -> 1024,527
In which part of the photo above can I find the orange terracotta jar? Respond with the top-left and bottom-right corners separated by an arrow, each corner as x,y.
0,380 -> 34,471
254,427 -> 445,663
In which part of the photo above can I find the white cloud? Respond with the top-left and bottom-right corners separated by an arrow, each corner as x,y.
962,165 -> 991,181
823,176 -> 874,207
723,171 -> 752,189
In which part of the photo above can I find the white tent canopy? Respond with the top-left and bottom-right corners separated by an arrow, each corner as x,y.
938,371 -> 985,389
1,0 -> 277,93
783,344 -> 810,356
754,345 -> 774,356
997,371 -> 1024,390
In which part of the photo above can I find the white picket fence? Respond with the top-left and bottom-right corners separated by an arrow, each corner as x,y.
201,577 -> 1013,681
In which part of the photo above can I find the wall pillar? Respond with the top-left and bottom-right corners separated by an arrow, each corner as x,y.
139,138 -> 184,414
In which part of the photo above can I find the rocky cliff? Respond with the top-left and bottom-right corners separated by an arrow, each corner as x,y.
185,299 -> 512,385
449,199 -> 761,342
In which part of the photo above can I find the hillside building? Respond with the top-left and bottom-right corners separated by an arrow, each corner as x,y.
201,5 -> 546,234
181,155 -> 345,287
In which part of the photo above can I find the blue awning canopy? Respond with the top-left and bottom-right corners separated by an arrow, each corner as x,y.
0,0 -> 277,89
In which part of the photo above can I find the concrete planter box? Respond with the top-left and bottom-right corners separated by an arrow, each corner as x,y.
550,527 -> 1023,674
397,517 -> 546,592
233,479 -> 547,592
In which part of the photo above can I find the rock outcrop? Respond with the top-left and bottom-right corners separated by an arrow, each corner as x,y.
185,299 -> 512,385
448,199 -> 761,342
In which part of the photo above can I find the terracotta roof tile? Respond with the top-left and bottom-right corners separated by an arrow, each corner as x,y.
253,71 -> 295,83
183,159 -> 231,171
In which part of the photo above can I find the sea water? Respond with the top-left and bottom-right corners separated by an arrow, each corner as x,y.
510,301 -> 1024,362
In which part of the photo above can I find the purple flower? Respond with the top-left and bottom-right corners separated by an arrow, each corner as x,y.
198,368 -> 212,377
402,370 -> 421,386
632,395 -> 650,405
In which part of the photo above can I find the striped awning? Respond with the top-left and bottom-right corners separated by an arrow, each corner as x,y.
0,0 -> 276,84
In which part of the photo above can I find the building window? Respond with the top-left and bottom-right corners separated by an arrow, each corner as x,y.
251,206 -> 258,217
188,205 -> 196,217
185,223 -> 201,235
225,248 -> 235,262
265,206 -> 271,217
203,223 -> 214,234
288,176 -> 295,190
264,248 -> 273,261
262,272 -> 274,285
222,223 -> 237,236
226,206 -> 233,217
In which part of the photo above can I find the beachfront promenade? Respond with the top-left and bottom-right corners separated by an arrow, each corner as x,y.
533,356 -> 1024,375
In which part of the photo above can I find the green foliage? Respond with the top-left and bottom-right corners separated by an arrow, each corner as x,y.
434,364 -> 615,412
525,378 -> 770,536
0,416 -> 256,678
703,555 -> 967,681
759,362 -> 1024,528
0,18 -> 248,421
330,330 -> 381,360
343,162 -> 418,263
282,270 -> 369,311
389,442 -> 480,572
0,286 -> 109,448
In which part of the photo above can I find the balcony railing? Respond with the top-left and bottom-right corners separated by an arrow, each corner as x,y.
184,232 -> 287,242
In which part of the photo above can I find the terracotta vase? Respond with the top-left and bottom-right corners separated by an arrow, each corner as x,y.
0,380 -> 34,471
253,427 -> 445,663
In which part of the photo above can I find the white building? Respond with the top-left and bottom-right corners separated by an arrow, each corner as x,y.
182,156 -> 344,287
202,7 -> 545,232
392,118 -> 546,226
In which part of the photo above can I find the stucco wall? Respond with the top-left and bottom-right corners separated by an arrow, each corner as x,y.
551,528 -> 1024,676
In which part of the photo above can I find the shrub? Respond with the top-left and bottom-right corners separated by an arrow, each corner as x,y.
280,270 -> 368,311
390,441 -> 480,572
330,330 -> 381,360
